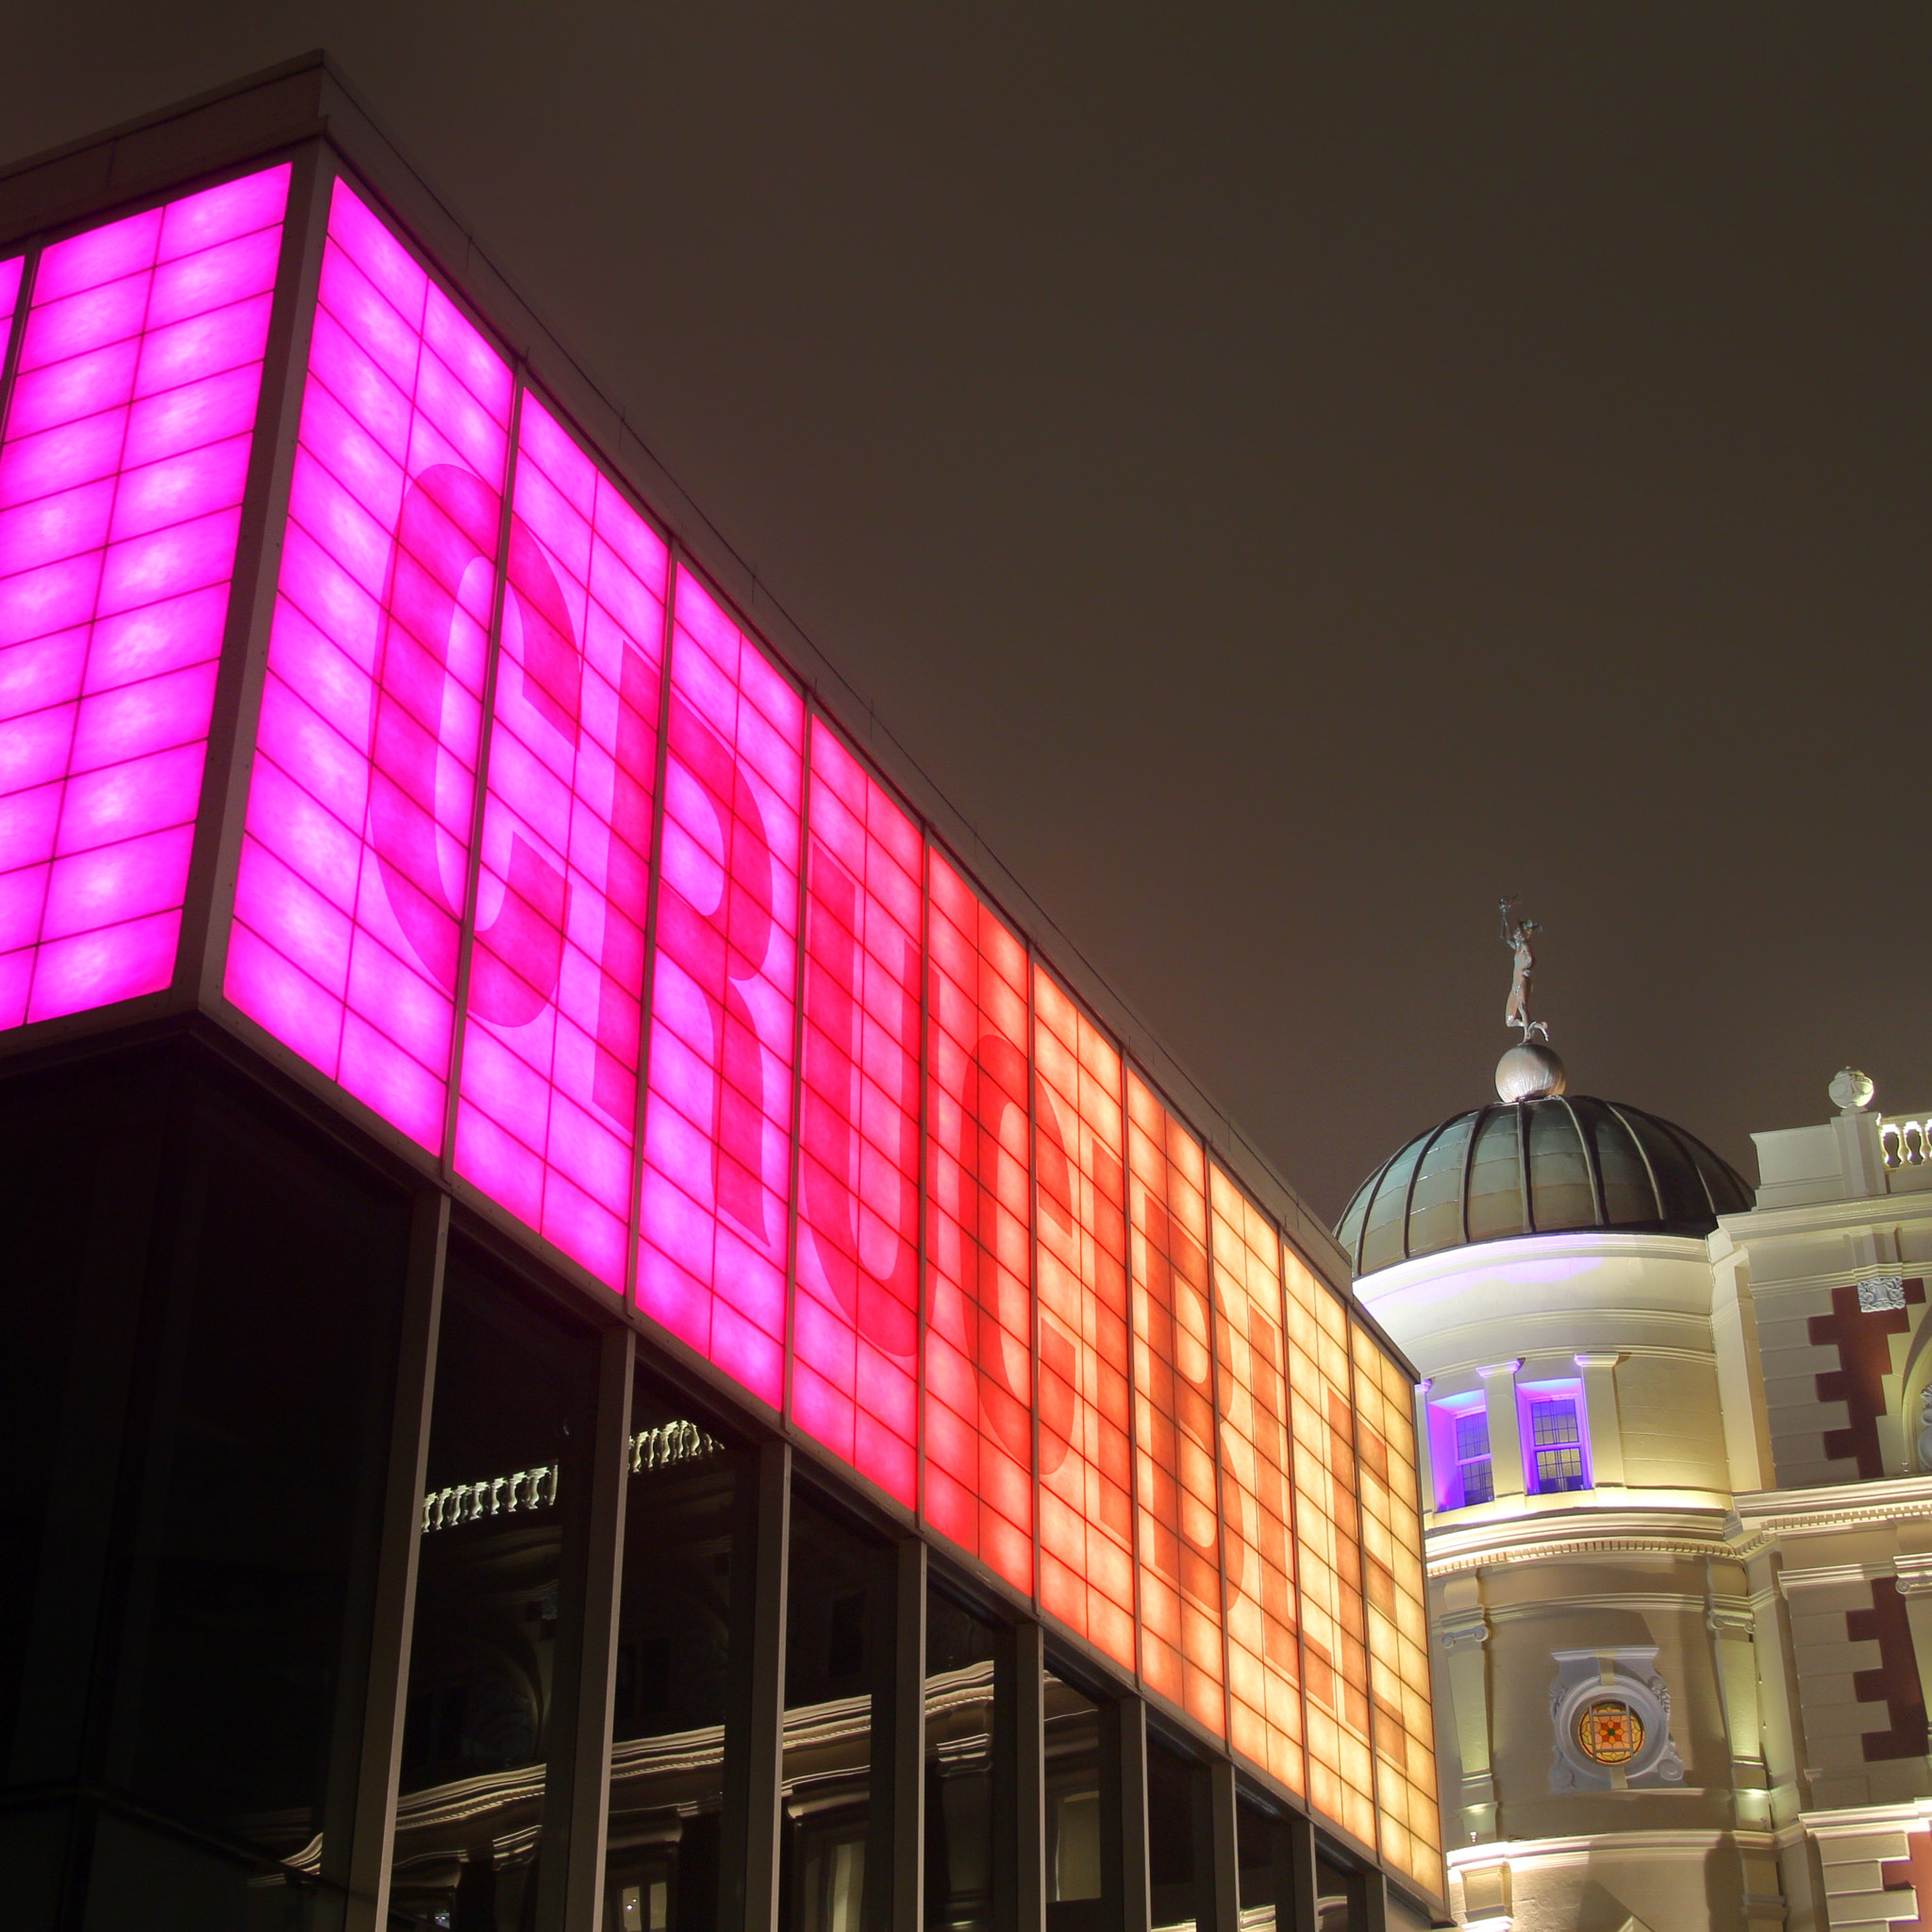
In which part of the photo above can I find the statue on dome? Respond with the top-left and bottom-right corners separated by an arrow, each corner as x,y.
1500,897 -> 1549,1043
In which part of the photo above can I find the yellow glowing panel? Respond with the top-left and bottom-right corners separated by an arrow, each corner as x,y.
1208,1163 -> 1307,1797
1127,1074 -> 1224,1737
1283,1247 -> 1376,1851
1352,1320 -> 1444,1899
1034,970 -> 1137,1673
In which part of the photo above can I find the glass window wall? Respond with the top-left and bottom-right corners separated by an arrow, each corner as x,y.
389,1247 -> 600,1931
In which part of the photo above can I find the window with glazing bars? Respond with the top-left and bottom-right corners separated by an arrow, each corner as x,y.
1528,1398 -> 1587,1492
1453,1409 -> 1493,1507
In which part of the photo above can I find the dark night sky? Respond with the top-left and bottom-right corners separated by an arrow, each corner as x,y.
5,7 -> 1927,1221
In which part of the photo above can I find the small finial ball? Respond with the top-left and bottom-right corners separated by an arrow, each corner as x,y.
1496,1040 -> 1568,1104
1828,1067 -> 1875,1113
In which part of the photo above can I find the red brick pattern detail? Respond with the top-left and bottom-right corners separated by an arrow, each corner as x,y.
1808,1278 -> 1924,1478
1849,1577 -> 1929,1761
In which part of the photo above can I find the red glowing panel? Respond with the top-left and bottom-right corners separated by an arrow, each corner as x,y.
1126,1074 -> 1224,1737
637,565 -> 802,1409
1209,1164 -> 1306,1796
227,175 -> 513,1151
1351,1320 -> 1441,1897
451,395 -> 667,1289
1283,1249 -> 1375,1850
924,851 -> 1033,1593
0,168 -> 288,1028
1033,969 -> 1134,1672
791,723 -> 922,1506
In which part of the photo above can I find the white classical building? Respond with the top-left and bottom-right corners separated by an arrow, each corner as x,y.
1337,1059 -> 1932,1932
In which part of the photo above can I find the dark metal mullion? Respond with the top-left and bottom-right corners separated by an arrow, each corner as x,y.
1453,1112 -> 1483,1243
338,1188 -> 449,1932
1202,1756 -> 1241,1932
1606,1103 -> 1663,1223
879,1536 -> 928,1932
438,376 -> 527,1174
1275,1806 -> 1321,1932
1100,1691 -> 1152,1932
1397,1119 -> 1447,1262
1513,1100 -> 1533,1235
542,1323 -> 635,1932
1554,1093 -> 1605,1225
720,1438 -> 791,1932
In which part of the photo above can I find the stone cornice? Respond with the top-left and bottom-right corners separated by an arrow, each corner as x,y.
1726,1475 -> 1932,1554
1426,1504 -> 1732,1577
1718,1192 -> 1932,1244
1445,1825 -> 1777,1870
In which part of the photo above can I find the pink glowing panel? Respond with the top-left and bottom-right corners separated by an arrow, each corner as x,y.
1127,1073 -> 1224,1738
453,396 -> 668,1288
924,851 -> 1034,1594
792,722 -> 922,1507
636,565 -> 803,1409
1033,968 -> 1136,1672
0,169 -> 289,1030
228,175 -> 513,1151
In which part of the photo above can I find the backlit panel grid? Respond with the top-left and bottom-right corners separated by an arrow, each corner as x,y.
792,723 -> 923,1507
1351,1320 -> 1442,1898
452,395 -> 667,1289
0,255 -> 21,363
637,565 -> 803,1410
1209,1164 -> 1306,1796
227,175 -> 514,1151
0,168 -> 289,1028
1284,1249 -> 1376,1850
1033,969 -> 1135,1672
924,851 -> 1034,1593
1127,1074 -> 1224,1738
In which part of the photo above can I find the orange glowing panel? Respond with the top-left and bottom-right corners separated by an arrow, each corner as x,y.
1126,1074 -> 1224,1737
1208,1164 -> 1306,1796
1283,1245 -> 1376,1850
1352,1320 -> 1443,1899
924,850 -> 1033,1593
1033,969 -> 1135,1673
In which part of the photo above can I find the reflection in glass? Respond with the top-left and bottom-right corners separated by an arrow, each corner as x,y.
924,1589 -> 998,1932
1044,1669 -> 1102,1929
1145,1740 -> 1202,1932
1316,1850 -> 1360,1932
780,1491 -> 889,1931
604,1374 -> 744,1930
1235,1795 -> 1286,1930
389,1250 -> 598,1930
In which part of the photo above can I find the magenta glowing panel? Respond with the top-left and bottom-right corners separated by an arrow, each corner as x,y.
636,565 -> 803,1409
0,167 -> 288,1028
452,396 -> 668,1290
924,851 -> 1035,1594
227,175 -> 513,1151
0,256 -> 21,357
792,723 -> 923,1507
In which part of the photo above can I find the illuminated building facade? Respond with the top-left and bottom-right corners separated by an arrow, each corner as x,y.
0,59 -> 1441,1932
1341,1060 -> 1932,1932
